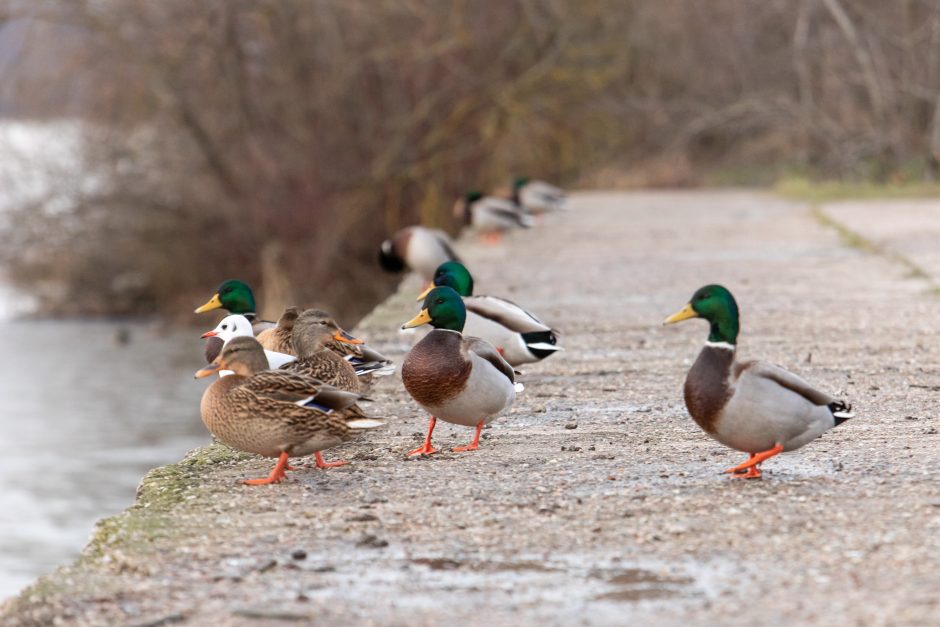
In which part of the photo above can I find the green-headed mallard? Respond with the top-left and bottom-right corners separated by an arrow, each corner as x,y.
454,191 -> 533,244
195,279 -> 275,362
401,286 -> 521,456
195,336 -> 384,484
511,177 -> 566,213
194,279 -> 276,334
664,285 -> 854,479
201,314 -> 296,372
379,226 -> 462,282
417,261 -> 561,366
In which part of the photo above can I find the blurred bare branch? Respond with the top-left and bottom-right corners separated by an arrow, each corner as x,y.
3,0 -> 940,317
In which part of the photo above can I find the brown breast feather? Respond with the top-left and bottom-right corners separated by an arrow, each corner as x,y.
683,346 -> 735,434
402,330 -> 471,407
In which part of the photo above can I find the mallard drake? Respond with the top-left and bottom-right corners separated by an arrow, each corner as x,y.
194,279 -> 276,334
256,306 -> 299,354
194,336 -> 385,484
201,314 -> 296,372
379,226 -> 462,282
663,285 -> 854,479
293,309 -> 395,380
401,286 -> 521,456
417,261 -> 562,366
454,191 -> 533,243
511,177 -> 566,213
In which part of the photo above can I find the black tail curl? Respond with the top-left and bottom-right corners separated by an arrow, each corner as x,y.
829,400 -> 854,426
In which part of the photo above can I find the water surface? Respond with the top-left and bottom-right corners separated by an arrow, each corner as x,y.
0,319 -> 209,599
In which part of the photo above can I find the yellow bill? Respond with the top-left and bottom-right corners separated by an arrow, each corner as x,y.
663,303 -> 698,325
401,308 -> 432,329
416,285 -> 434,301
194,293 -> 223,314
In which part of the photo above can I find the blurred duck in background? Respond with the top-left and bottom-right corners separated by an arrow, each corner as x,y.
454,191 -> 533,244
379,226 -> 462,283
511,177 -> 566,214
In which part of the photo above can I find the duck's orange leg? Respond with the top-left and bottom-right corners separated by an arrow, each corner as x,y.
244,452 -> 291,485
314,452 -> 348,468
482,232 -> 503,245
453,420 -> 484,452
732,456 -> 762,479
408,416 -> 439,456
722,444 -> 784,476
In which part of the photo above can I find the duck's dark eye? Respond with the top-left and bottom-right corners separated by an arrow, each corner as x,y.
221,324 -> 228,330
700,293 -> 710,300
435,298 -> 444,305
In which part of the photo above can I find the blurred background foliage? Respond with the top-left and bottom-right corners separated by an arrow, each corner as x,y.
2,0 -> 940,321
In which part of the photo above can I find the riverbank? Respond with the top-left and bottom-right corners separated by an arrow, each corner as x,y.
5,190 -> 940,625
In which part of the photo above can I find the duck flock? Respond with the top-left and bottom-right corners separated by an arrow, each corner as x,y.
192,178 -> 853,485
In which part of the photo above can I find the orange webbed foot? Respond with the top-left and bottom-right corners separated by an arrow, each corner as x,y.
452,421 -> 484,453
452,442 -> 479,453
731,466 -> 762,479
722,444 -> 783,476
243,452 -> 291,485
408,416 -> 439,457
407,443 -> 439,457
314,452 -> 348,468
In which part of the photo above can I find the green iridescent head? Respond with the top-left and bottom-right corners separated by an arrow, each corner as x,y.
194,279 -> 257,316
513,177 -> 530,190
664,284 -> 740,345
431,261 -> 474,297
402,286 -> 466,332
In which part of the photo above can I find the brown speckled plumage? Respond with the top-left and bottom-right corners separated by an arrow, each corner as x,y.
282,349 -> 361,393
299,310 -> 390,362
402,330 -> 472,406
198,337 -> 380,461
683,346 -> 734,434
291,309 -> 392,391
256,307 -> 300,355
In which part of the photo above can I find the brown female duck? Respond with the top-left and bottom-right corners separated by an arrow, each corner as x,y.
195,336 -> 384,484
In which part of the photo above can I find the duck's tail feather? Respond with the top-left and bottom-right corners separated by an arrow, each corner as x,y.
346,418 -> 387,429
352,361 -> 396,377
521,330 -> 563,359
829,400 -> 854,426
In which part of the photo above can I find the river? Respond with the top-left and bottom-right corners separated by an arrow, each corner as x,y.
0,317 -> 209,600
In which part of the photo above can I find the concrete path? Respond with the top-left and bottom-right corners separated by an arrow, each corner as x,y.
5,191 -> 940,626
